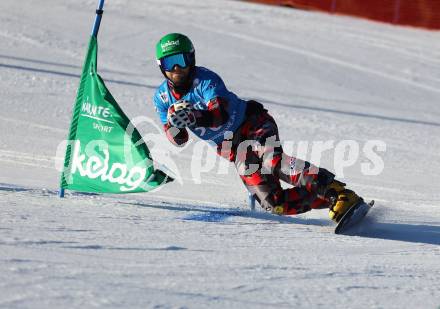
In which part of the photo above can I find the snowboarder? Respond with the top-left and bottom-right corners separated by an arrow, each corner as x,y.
152,33 -> 362,223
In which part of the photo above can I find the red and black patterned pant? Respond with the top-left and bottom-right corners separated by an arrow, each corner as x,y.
218,103 -> 335,215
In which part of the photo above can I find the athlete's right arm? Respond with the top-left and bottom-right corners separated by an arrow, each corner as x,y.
153,94 -> 188,147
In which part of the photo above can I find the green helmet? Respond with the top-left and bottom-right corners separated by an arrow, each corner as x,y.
155,33 -> 195,64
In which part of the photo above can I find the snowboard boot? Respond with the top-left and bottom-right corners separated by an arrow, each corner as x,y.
325,180 -> 362,223
272,205 -> 284,215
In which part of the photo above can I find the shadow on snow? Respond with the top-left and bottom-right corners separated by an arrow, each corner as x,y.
1,183 -> 438,246
345,217 -> 440,246
124,200 -> 331,226
127,201 -> 440,246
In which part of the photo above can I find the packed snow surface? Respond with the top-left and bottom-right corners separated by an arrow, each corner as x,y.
1,0 -> 439,308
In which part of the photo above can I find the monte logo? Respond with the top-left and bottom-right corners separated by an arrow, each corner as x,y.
81,97 -> 111,119
161,40 -> 180,51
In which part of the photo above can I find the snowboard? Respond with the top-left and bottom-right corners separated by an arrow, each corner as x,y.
335,200 -> 375,234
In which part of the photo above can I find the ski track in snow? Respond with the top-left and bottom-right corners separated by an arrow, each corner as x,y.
1,0 -> 440,308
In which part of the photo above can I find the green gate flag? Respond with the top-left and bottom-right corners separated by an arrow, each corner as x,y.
60,36 -> 172,193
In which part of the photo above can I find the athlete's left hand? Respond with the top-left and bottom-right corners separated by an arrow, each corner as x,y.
167,100 -> 197,128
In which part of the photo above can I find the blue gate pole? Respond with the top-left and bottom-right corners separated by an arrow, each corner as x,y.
59,0 -> 106,199
91,0 -> 105,37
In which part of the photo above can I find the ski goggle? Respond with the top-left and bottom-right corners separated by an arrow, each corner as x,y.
159,53 -> 193,71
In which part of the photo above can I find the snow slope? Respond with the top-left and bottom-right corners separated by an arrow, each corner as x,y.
0,0 -> 439,308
